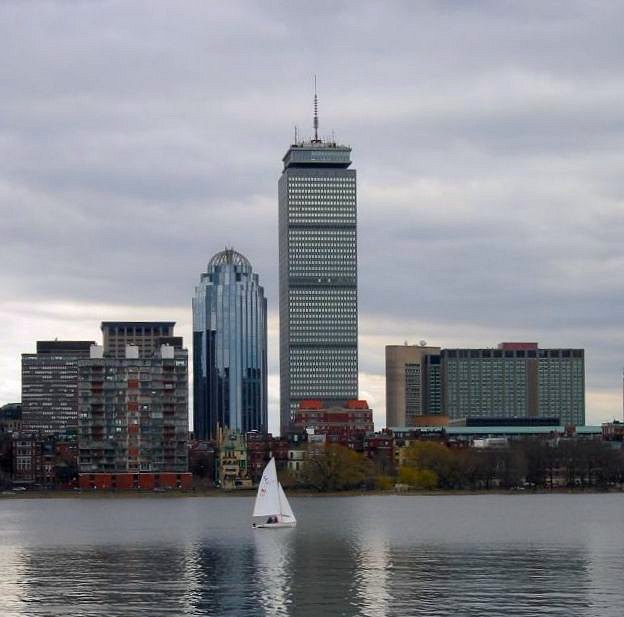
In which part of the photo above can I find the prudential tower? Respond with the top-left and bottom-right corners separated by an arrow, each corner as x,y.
278,92 -> 358,434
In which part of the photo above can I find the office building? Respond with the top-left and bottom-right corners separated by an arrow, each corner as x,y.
278,97 -> 358,433
441,342 -> 585,425
78,341 -> 189,478
386,341 -> 585,427
193,248 -> 268,440
101,321 -> 175,359
21,340 -> 95,434
385,344 -> 442,427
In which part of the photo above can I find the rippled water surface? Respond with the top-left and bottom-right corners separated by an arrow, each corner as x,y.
0,494 -> 623,616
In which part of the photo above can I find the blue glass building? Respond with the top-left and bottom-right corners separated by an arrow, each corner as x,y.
192,249 -> 268,440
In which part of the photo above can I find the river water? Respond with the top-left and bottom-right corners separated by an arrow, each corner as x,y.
0,494 -> 622,616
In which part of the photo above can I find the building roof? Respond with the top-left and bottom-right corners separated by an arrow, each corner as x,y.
390,426 -> 603,436
36,341 -> 95,353
101,322 -> 175,328
282,142 -> 352,169
298,399 -> 370,410
208,248 -> 251,269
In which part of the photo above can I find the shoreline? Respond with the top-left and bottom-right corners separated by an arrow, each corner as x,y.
1,487 -> 622,499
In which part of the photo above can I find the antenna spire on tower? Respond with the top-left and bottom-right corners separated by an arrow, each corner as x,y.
313,75 -> 319,142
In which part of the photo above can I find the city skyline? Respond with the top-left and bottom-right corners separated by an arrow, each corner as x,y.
2,3 -> 624,432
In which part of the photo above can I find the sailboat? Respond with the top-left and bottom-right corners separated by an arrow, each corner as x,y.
252,457 -> 296,528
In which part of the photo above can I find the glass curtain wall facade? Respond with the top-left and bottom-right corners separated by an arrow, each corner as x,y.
193,249 -> 268,440
279,141 -> 358,433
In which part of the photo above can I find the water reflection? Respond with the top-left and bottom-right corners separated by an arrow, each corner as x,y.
0,496 -> 623,616
252,529 -> 295,616
353,535 -> 391,617
386,545 -> 594,616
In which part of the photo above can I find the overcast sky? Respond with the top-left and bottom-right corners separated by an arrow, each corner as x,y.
1,1 -> 623,431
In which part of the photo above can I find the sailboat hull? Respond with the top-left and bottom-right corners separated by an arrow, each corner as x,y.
253,521 -> 296,529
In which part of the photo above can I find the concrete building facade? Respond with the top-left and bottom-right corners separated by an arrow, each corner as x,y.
279,112 -> 358,434
386,342 -> 586,427
385,344 -> 442,427
78,342 -> 189,475
442,342 -> 585,425
101,321 -> 175,359
21,340 -> 95,434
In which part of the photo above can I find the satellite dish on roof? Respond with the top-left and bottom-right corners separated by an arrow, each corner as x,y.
419,340 -> 427,347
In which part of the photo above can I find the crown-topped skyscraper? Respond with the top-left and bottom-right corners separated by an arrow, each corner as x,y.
193,248 -> 268,440
278,85 -> 358,434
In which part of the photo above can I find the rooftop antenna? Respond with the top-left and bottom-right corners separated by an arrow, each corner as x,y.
294,125 -> 299,144
313,75 -> 319,142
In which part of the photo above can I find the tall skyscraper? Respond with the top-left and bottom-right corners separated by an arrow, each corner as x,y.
193,248 -> 268,440
21,340 -> 95,434
279,96 -> 358,434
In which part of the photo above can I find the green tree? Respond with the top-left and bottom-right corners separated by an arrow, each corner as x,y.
398,466 -> 438,489
402,442 -> 459,488
299,445 -> 372,492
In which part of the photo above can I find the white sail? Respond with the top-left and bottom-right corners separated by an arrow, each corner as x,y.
277,482 -> 296,523
253,457 -> 280,518
252,457 -> 297,527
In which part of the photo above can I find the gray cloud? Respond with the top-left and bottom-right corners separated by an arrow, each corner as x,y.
1,1 -> 623,428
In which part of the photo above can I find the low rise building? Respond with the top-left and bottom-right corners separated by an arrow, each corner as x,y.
216,429 -> 250,489
602,421 -> 624,442
290,399 -> 374,451
12,432 -> 78,487
246,431 -> 289,483
364,432 -> 395,474
0,403 -> 21,433
12,432 -> 42,484
287,436 -> 328,476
